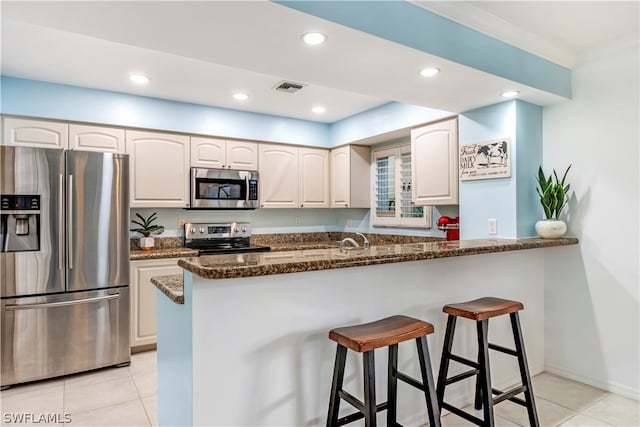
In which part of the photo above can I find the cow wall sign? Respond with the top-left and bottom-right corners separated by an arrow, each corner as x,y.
459,137 -> 511,181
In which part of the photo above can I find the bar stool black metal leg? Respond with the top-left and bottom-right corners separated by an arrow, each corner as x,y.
363,350 -> 377,427
327,345 -> 348,427
510,313 -> 540,427
387,344 -> 398,427
436,315 -> 457,411
416,336 -> 442,427
474,345 -> 483,411
477,319 -> 494,427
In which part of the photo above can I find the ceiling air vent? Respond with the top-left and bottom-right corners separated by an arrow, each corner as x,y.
274,81 -> 305,93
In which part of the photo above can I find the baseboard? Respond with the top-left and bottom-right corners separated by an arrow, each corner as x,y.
545,363 -> 640,400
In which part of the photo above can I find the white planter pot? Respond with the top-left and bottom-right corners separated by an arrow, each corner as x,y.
139,237 -> 155,251
535,219 -> 567,239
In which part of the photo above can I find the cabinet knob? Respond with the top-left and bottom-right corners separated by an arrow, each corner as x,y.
300,204 -> 303,208
345,204 -> 349,207
261,204 -> 264,208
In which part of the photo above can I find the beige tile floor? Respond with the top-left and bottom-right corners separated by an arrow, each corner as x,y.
1,351 -> 638,426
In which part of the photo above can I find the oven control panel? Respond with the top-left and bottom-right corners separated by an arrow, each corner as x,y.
184,222 -> 251,240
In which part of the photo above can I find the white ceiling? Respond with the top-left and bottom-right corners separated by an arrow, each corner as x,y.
1,1 -> 638,123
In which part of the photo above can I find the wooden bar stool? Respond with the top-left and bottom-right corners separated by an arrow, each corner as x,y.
326,315 -> 441,427
435,297 -> 539,427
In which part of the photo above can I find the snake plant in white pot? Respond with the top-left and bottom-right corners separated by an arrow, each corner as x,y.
535,165 -> 571,238
130,212 -> 165,251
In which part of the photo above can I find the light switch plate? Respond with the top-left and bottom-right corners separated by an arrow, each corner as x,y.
488,218 -> 497,235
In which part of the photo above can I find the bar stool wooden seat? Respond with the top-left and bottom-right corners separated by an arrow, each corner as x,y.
327,315 -> 441,427
436,297 -> 539,427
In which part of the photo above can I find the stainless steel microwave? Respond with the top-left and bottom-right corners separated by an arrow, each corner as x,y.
190,168 -> 259,209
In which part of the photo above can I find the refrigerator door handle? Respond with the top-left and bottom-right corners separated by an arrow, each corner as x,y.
5,293 -> 119,311
67,174 -> 73,270
58,174 -> 64,270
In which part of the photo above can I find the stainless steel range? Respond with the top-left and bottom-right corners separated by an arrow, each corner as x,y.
184,222 -> 270,255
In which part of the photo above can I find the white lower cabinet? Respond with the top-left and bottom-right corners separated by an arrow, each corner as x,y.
130,258 -> 182,349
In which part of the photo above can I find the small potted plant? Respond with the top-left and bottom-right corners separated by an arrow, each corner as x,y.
130,212 -> 165,251
535,165 -> 571,238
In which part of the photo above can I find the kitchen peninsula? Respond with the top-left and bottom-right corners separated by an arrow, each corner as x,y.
154,237 -> 577,426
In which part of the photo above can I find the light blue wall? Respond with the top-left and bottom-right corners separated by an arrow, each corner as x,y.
0,76 -> 330,147
459,101 -> 517,239
277,1 -> 571,99
330,102 -> 454,147
515,101 -> 543,237
156,274 -> 193,426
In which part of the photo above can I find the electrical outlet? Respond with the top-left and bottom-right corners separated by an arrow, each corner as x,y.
178,218 -> 186,228
488,219 -> 497,235
346,218 -> 353,227
295,216 -> 301,226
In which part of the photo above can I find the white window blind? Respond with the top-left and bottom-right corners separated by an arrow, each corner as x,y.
372,144 -> 431,228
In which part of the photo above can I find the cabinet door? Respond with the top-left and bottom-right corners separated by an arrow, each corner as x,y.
226,140 -> 258,170
2,117 -> 68,149
330,146 -> 350,208
259,144 -> 298,208
411,118 -> 459,205
126,130 -> 190,208
69,124 -> 125,153
191,136 -> 225,168
299,147 -> 329,208
130,259 -> 182,349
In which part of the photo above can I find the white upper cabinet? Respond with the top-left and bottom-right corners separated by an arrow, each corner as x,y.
330,145 -> 370,208
411,118 -> 459,205
126,130 -> 190,208
259,144 -> 299,208
191,136 -> 225,168
191,136 -> 258,170
299,147 -> 329,208
69,124 -> 125,153
2,117 -> 68,149
227,140 -> 258,170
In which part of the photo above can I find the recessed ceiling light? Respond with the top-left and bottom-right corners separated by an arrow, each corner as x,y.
233,93 -> 249,101
502,90 -> 520,98
312,106 -> 326,114
419,67 -> 440,78
302,32 -> 327,45
129,74 -> 150,85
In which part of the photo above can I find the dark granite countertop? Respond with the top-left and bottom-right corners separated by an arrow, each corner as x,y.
130,247 -> 199,261
150,274 -> 184,304
178,237 -> 579,280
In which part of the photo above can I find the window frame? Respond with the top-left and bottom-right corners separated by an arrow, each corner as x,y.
371,142 -> 432,228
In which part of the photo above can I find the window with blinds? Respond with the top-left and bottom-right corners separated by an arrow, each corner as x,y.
372,144 -> 431,227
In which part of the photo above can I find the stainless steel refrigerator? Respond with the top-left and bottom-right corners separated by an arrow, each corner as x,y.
1,146 -> 130,389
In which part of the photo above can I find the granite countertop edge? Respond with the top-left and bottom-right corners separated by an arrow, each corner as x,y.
178,237 -> 579,280
130,248 -> 199,260
150,274 -> 184,304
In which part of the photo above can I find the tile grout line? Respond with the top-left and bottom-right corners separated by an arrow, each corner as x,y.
130,364 -> 154,427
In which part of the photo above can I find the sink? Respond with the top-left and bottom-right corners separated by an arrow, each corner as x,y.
335,247 -> 368,255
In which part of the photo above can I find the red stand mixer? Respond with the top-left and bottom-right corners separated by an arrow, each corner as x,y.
437,216 -> 460,241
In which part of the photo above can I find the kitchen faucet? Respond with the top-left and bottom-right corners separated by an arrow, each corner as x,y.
355,233 -> 370,249
339,237 -> 359,250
